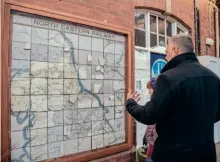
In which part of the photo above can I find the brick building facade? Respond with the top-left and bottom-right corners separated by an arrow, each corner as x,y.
0,0 -> 219,162
2,0 -> 216,55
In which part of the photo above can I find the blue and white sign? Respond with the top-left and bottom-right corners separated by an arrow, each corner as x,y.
150,52 -> 167,78
152,59 -> 166,76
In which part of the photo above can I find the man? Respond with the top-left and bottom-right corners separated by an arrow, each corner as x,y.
126,34 -> 220,162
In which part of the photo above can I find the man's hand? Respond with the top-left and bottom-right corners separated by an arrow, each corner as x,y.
127,90 -> 141,102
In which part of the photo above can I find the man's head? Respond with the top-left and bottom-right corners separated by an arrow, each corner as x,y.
165,34 -> 194,62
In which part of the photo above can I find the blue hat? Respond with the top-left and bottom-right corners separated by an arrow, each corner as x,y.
147,77 -> 157,89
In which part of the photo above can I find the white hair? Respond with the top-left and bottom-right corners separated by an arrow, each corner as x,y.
168,34 -> 194,53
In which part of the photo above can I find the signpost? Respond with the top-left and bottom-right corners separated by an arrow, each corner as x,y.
150,52 -> 167,78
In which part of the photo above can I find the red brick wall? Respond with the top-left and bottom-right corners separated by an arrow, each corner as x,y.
135,0 -> 166,11
7,0 -> 135,29
196,0 -> 216,56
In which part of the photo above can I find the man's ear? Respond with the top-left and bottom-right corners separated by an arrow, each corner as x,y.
176,47 -> 181,55
173,46 -> 179,55
172,46 -> 176,53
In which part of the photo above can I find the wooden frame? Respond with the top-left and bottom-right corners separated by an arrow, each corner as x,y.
1,1 -> 135,162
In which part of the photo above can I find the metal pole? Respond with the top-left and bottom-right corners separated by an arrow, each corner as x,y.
214,6 -> 219,57
194,0 -> 198,54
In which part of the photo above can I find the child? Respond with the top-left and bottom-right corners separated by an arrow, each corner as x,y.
145,78 -> 158,162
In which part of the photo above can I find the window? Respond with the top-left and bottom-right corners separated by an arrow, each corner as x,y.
177,27 -> 184,34
135,13 -> 146,47
135,10 -> 188,54
135,80 -> 142,91
135,29 -> 146,47
135,13 -> 145,29
134,10 -> 189,147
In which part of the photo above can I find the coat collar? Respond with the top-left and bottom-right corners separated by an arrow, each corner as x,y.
161,52 -> 198,73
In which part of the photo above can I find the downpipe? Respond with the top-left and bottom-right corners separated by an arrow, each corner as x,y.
214,5 -> 219,57
193,0 -> 198,54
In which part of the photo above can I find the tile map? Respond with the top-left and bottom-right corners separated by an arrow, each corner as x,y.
10,12 -> 126,162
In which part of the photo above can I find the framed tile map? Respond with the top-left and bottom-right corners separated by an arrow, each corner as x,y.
9,11 -> 128,162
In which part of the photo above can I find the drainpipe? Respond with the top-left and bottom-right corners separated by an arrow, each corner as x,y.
196,8 -> 201,55
194,0 -> 198,54
207,1 -> 213,55
208,2 -> 212,38
214,5 -> 219,57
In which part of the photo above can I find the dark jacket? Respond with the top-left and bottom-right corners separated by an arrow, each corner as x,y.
126,52 -> 220,162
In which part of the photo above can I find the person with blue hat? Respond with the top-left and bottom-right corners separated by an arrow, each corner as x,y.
144,78 -> 158,162
146,77 -> 157,95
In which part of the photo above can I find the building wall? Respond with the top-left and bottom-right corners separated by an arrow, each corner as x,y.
135,0 -> 216,56
0,0 -> 218,161
7,0 -> 135,30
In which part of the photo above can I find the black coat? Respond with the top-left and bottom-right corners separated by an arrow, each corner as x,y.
126,52 -> 220,162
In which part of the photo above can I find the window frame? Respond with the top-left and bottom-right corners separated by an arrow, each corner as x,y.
1,4 -> 134,162
135,9 -> 188,54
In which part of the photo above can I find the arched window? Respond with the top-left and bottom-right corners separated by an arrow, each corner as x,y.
135,9 -> 188,54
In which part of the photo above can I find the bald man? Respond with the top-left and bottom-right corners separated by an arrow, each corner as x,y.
126,34 -> 220,162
